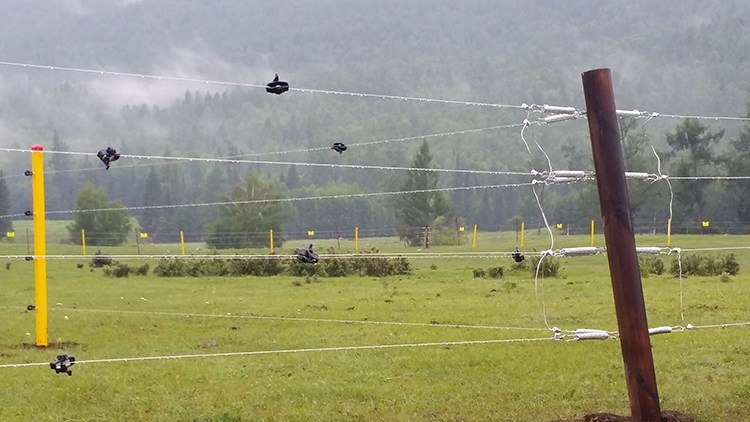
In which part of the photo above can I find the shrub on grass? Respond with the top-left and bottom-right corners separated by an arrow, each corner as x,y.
132,263 -> 150,276
102,261 -> 130,278
669,253 -> 740,276
472,268 -> 486,278
320,258 -> 350,277
90,251 -> 113,268
349,256 -> 411,277
529,255 -> 560,277
153,258 -> 187,277
287,258 -> 320,277
150,254 -> 411,278
720,253 -> 740,276
639,256 -> 665,277
487,266 -> 504,278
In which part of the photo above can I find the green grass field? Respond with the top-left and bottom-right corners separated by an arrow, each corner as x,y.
1,231 -> 749,421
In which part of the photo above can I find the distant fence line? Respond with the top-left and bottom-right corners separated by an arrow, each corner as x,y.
3,219 -> 750,249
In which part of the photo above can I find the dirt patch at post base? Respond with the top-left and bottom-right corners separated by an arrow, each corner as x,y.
549,411 -> 698,422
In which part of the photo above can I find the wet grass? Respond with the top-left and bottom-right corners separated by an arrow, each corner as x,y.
0,233 -> 749,421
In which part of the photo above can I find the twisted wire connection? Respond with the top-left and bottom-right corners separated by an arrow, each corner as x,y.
0,61 -> 523,109
517,115 -> 556,330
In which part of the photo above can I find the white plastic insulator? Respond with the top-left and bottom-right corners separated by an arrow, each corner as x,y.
636,247 -> 662,255
550,177 -> 582,184
560,247 -> 599,257
575,328 -> 609,334
540,249 -> 555,257
553,170 -> 588,178
625,172 -> 650,179
521,103 -> 530,110
648,326 -> 673,335
543,114 -> 578,124
574,332 -> 611,341
616,109 -> 643,117
543,104 -> 577,114
685,324 -> 695,330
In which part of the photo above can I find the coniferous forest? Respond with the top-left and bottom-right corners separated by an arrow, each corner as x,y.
2,0 -> 750,245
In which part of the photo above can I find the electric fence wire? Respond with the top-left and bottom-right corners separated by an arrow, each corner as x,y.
0,252 -> 524,261
2,61 -> 748,124
0,318 -> 747,370
0,61 -> 524,110
0,337 -> 557,370
0,181 -> 535,220
37,123 -> 526,176
0,305 -> 552,332
0,147 -> 533,177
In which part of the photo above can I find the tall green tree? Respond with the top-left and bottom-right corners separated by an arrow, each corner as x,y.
204,172 -> 286,249
666,118 -> 724,230
394,140 -> 452,244
139,167 -> 164,235
67,183 -> 132,246
620,118 -> 666,227
720,105 -> 750,224
0,171 -> 12,236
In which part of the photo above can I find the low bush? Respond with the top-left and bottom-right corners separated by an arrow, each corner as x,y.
639,256 -> 665,277
90,251 -> 113,268
669,253 -> 740,276
151,254 -> 411,278
153,258 -> 187,277
102,261 -> 130,278
529,255 -> 560,277
487,266 -> 504,278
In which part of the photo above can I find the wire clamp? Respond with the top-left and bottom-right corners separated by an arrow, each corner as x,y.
50,354 -> 75,376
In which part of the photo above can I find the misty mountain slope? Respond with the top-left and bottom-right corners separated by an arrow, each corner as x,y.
1,0 -> 748,113
1,0 -> 750,233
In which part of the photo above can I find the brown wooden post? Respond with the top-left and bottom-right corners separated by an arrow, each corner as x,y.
582,68 -> 661,421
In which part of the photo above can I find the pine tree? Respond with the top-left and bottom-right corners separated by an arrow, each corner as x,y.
140,167 -> 163,235
667,118 -> 724,231
394,140 -> 453,245
204,172 -> 286,249
0,171 -> 12,236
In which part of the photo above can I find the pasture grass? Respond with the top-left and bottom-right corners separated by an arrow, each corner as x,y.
0,232 -> 749,421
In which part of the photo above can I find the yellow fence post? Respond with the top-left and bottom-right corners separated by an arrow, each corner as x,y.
591,219 -> 595,246
270,229 -> 274,253
472,224 -> 477,248
31,144 -> 48,347
520,222 -> 525,247
355,227 -> 359,251
667,219 -> 671,247
180,231 -> 185,255
81,229 -> 86,256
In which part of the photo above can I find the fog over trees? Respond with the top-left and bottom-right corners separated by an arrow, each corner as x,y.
1,0 -> 750,243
